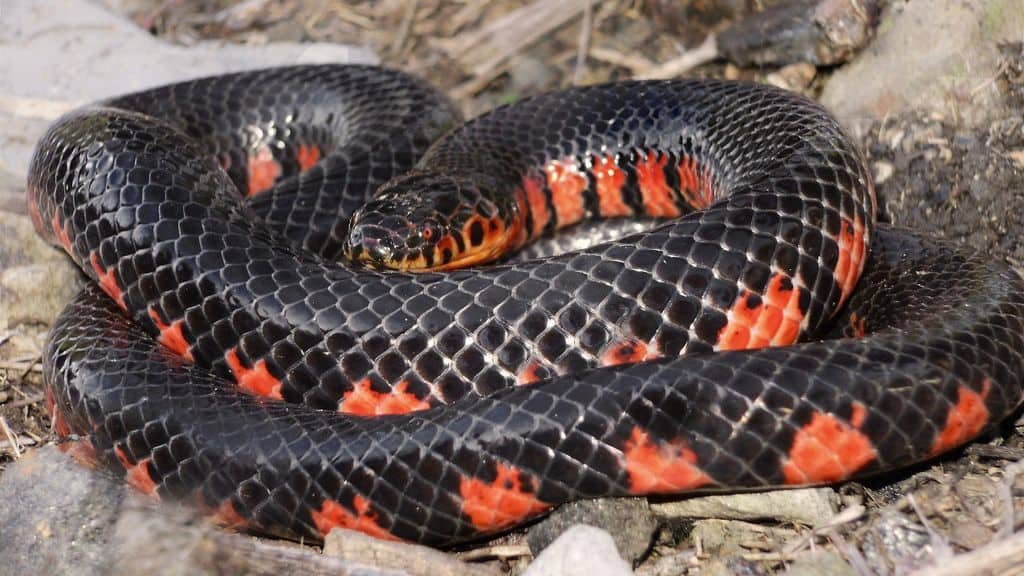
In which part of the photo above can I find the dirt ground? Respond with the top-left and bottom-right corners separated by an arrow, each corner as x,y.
3,1 -> 1024,575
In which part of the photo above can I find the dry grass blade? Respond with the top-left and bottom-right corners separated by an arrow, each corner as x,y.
0,416 -> 22,459
439,0 -> 592,77
636,34 -> 719,80
572,1 -> 594,85
456,544 -> 531,562
911,530 -> 1024,576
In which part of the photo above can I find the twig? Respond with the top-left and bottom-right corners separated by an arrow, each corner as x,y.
907,493 -> 955,563
439,0 -> 591,77
456,544 -> 531,562
572,2 -> 594,85
589,46 -> 654,73
449,61 -> 515,102
6,394 -> 45,409
911,530 -> 1024,576
996,458 -> 1024,538
635,34 -> 719,80
390,0 -> 420,56
0,359 -> 43,374
0,415 -> 21,459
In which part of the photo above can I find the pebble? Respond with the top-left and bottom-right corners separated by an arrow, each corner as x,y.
524,525 -> 633,576
528,498 -> 657,564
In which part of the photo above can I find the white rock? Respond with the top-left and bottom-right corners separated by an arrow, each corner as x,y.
524,525 -> 633,576
0,0 -> 376,182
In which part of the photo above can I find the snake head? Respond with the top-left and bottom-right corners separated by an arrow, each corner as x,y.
343,172 -> 522,272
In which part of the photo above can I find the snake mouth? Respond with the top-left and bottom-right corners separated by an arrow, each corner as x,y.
346,213 -> 520,272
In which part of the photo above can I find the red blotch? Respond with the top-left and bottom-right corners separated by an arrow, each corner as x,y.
594,154 -> 631,217
850,313 -> 867,338
516,361 -> 548,386
148,308 -> 193,362
677,155 -> 714,208
247,145 -> 281,196
339,379 -> 431,416
521,175 -> 550,239
296,144 -> 321,171
225,348 -> 282,400
782,410 -> 876,484
210,498 -> 247,529
114,446 -> 160,497
544,159 -> 587,227
833,213 -> 867,308
635,151 -> 681,217
51,212 -> 72,253
45,386 -> 71,437
459,463 -> 550,531
601,339 -> 658,367
930,380 -> 991,456
717,274 -> 804,351
311,495 -> 398,541
623,427 -> 711,493
59,438 -> 100,468
89,252 -> 126,311
849,402 -> 868,429
27,189 -> 44,233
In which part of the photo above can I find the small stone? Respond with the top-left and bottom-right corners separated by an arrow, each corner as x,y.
528,498 -> 656,564
524,525 -> 632,576
765,62 -> 817,92
873,161 -> 895,185
651,488 -> 840,527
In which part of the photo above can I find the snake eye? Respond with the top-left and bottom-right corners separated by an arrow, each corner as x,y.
422,226 -> 434,241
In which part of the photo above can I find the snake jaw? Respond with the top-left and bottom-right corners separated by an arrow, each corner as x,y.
344,172 -> 521,272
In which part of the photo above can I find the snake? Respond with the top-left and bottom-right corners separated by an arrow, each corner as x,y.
28,64 -> 1024,547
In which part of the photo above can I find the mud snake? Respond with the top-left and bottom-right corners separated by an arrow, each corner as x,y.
28,65 -> 1024,546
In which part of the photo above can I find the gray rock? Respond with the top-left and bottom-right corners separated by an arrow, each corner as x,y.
718,0 -> 881,67
651,488 -> 840,527
524,525 -> 633,576
821,0 -> 1024,127
528,498 -> 657,564
0,445 -> 125,576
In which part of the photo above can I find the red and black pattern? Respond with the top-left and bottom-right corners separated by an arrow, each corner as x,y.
29,65 -> 1024,546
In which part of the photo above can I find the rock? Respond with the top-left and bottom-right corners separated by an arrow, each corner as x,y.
109,505 -> 409,576
689,519 -> 798,558
780,551 -> 857,576
0,0 -> 375,190
0,209 -> 84,330
821,0 -> 1024,127
524,525 -> 633,576
0,445 -> 125,576
765,62 -> 818,93
717,0 -> 881,67
528,498 -> 657,564
323,528 -> 502,576
651,488 -> 841,527
859,511 -> 934,574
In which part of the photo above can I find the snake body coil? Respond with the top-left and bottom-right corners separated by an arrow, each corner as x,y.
29,65 -> 1024,546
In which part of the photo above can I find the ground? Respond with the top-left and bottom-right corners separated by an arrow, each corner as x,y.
2,1 -> 1024,575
